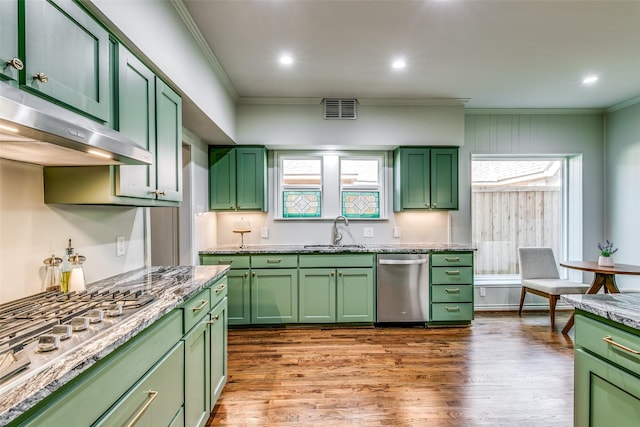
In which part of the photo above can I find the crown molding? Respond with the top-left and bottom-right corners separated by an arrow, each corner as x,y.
607,95 -> 640,113
238,97 -> 324,105
171,0 -> 238,100
237,97 -> 469,106
465,108 -> 604,115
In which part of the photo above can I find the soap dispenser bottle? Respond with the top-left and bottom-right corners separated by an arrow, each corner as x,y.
61,239 -> 74,293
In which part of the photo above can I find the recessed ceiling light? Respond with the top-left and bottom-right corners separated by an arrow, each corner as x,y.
392,59 -> 406,70
582,75 -> 599,85
279,54 -> 293,66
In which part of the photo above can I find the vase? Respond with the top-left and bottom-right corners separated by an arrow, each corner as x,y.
598,256 -> 615,267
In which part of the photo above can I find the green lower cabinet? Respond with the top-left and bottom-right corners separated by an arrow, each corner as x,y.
183,315 -> 211,427
337,268 -> 374,322
226,269 -> 251,325
299,268 -> 336,323
251,269 -> 298,323
209,299 -> 228,408
429,252 -> 474,325
94,342 -> 184,427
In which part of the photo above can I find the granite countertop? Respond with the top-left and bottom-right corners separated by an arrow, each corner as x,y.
199,242 -> 476,255
0,265 -> 229,425
561,293 -> 640,331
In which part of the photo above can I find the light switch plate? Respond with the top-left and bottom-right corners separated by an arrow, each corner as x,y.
363,227 -> 374,238
261,227 -> 269,238
393,227 -> 401,238
116,236 -> 125,256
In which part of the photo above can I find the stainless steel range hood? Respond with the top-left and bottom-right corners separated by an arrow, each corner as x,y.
0,84 -> 153,166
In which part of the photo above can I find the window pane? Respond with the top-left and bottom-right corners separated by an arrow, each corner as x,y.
472,159 -> 563,275
342,191 -> 380,218
340,159 -> 379,186
282,159 -> 321,186
283,191 -> 321,218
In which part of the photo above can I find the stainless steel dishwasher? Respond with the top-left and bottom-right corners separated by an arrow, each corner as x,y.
376,253 -> 429,323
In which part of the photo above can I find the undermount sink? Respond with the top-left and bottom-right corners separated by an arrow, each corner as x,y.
303,244 -> 365,249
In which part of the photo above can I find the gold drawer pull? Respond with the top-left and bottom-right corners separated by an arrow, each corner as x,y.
445,270 -> 460,275
126,390 -> 158,427
267,258 -> 282,264
445,257 -> 460,262
214,284 -> 227,293
208,314 -> 220,324
603,335 -> 640,355
445,306 -> 460,312
445,288 -> 460,293
219,259 -> 234,263
191,299 -> 208,312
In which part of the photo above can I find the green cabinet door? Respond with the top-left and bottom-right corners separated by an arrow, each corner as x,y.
575,348 -> 640,427
183,318 -> 210,427
0,0 -> 19,82
251,269 -> 298,323
208,299 -> 228,409
23,0 -> 110,121
226,269 -> 250,325
209,146 -> 267,211
236,147 -> 267,211
430,148 -> 458,209
396,148 -> 430,210
155,79 -> 182,202
336,268 -> 374,322
299,268 -> 336,323
209,148 -> 237,210
116,45 -> 156,199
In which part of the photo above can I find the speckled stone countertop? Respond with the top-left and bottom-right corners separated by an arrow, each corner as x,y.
561,293 -> 640,331
0,265 -> 229,426
199,242 -> 476,255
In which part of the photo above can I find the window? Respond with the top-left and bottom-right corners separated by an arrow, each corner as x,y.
276,151 -> 386,219
471,157 -> 566,280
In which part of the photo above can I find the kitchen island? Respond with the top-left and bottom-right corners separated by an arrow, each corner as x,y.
0,265 -> 229,426
561,293 -> 640,426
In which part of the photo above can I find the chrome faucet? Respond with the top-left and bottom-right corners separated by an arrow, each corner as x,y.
332,215 -> 349,245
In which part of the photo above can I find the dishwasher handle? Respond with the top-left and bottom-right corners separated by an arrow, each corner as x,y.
378,258 -> 428,265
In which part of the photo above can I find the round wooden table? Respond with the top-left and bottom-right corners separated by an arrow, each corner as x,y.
559,261 -> 640,334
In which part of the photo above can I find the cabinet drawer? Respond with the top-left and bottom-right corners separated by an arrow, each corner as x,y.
431,303 -> 474,322
575,314 -> 640,376
299,254 -> 374,268
251,255 -> 298,268
201,255 -> 250,269
432,285 -> 473,303
182,288 -> 211,333
431,266 -> 473,285
94,342 -> 184,426
210,277 -> 228,308
431,253 -> 473,267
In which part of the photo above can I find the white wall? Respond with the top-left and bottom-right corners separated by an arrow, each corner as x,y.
606,100 -> 640,290
0,159 -> 145,303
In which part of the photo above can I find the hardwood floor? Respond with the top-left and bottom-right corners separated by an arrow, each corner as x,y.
207,312 -> 576,427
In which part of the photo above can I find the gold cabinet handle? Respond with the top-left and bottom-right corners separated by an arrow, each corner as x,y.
151,190 -> 166,196
445,288 -> 460,293
445,257 -> 460,262
214,284 -> 227,294
445,270 -> 460,275
267,258 -> 282,264
230,204 -> 235,209
208,314 -> 220,324
603,335 -> 640,355
125,390 -> 158,427
432,203 -> 437,208
191,299 -> 208,312
33,72 -> 48,83
244,272 -> 249,277
252,272 -> 256,277
219,258 -> 234,264
237,204 -> 242,208
445,306 -> 460,312
330,271 -> 335,277
6,58 -> 24,70
338,271 -> 343,276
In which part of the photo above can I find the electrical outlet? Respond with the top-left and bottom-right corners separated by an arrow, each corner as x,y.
261,227 -> 269,238
393,227 -> 401,238
116,236 -> 125,257
480,287 -> 486,297
363,227 -> 374,238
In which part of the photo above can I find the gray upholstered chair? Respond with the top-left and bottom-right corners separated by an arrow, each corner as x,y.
518,247 -> 589,329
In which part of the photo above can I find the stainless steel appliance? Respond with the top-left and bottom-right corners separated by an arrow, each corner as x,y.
0,289 -> 156,389
376,253 -> 429,324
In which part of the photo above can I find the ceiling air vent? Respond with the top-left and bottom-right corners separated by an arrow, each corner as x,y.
323,98 -> 357,120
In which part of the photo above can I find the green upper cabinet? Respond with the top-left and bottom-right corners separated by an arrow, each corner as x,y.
0,0 -> 20,82
22,0 -> 111,122
43,52 -> 182,206
209,146 -> 267,211
393,147 -> 459,211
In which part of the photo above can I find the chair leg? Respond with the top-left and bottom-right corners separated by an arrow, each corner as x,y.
549,295 -> 559,329
518,287 -> 527,316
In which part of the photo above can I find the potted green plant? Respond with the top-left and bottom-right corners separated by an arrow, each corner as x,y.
597,240 -> 618,267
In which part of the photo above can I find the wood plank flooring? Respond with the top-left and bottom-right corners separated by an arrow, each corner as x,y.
206,312 -> 576,427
